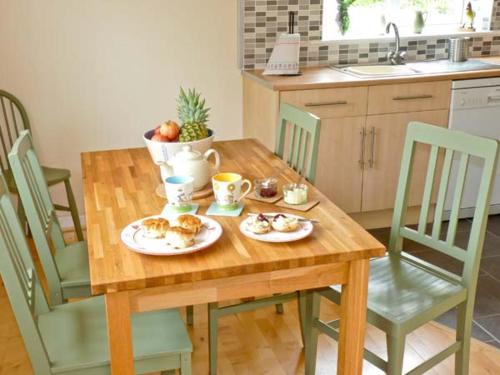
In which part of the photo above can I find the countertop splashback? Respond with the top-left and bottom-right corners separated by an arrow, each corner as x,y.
241,0 -> 500,70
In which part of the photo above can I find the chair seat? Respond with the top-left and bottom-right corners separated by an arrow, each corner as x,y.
42,166 -> 71,186
327,254 -> 467,330
4,166 -> 70,193
38,296 -> 192,373
55,241 -> 90,288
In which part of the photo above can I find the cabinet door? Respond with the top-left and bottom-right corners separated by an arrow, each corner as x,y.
362,110 -> 449,212
315,117 -> 365,213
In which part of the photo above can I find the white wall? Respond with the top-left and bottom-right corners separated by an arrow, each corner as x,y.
0,0 -> 242,218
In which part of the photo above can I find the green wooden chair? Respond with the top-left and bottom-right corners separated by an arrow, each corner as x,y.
0,89 -> 83,241
8,130 -> 90,305
0,170 -> 192,375
275,102 -> 321,183
303,122 -> 499,375
206,103 -> 321,374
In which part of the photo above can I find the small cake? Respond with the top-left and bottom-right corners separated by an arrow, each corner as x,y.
176,214 -> 203,234
247,214 -> 272,234
165,227 -> 195,248
271,214 -> 299,232
141,218 -> 170,239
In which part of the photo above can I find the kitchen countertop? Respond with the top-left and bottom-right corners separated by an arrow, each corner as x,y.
242,56 -> 500,91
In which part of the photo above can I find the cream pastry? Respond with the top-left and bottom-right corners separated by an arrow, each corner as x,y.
247,214 -> 272,234
165,227 -> 195,248
176,214 -> 203,234
141,218 -> 170,239
271,214 -> 299,232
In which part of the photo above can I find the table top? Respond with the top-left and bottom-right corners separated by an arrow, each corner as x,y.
82,139 -> 385,294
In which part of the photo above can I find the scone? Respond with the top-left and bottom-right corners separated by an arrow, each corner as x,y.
142,218 -> 170,239
176,214 -> 203,234
271,214 -> 299,232
247,214 -> 271,234
165,227 -> 195,248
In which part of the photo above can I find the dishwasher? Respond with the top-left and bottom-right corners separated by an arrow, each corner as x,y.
446,77 -> 500,217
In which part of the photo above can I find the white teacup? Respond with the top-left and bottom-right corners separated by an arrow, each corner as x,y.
212,173 -> 251,210
164,175 -> 194,212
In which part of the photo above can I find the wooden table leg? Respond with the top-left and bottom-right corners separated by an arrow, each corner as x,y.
337,259 -> 370,375
105,292 -> 135,375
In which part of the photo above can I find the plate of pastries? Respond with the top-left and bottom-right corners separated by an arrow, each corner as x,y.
121,214 -> 222,255
239,213 -> 313,243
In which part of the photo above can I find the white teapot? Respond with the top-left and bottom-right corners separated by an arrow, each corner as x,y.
167,145 -> 220,191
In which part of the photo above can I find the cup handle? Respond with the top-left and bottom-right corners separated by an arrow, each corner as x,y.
204,149 -> 221,173
239,179 -> 252,201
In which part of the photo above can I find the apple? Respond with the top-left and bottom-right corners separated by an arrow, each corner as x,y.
152,134 -> 169,142
154,126 -> 161,136
160,120 -> 180,141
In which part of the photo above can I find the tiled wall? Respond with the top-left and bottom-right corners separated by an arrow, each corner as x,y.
242,0 -> 500,69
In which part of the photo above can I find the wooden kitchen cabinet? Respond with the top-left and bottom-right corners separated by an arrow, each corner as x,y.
280,87 -> 368,119
242,72 -> 453,227
362,110 -> 449,212
367,81 -> 451,115
315,117 -> 365,213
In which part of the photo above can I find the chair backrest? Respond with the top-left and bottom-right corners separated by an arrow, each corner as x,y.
0,170 -> 52,373
390,122 -> 499,290
275,103 -> 321,183
8,130 -> 66,305
0,90 -> 30,172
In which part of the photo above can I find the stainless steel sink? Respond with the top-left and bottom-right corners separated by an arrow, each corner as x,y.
333,59 -> 500,78
340,65 -> 419,77
407,59 -> 500,74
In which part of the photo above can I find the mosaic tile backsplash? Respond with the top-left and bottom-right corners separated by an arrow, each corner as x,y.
242,0 -> 500,70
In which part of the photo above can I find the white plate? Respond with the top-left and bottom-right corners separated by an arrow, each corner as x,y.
121,215 -> 222,256
239,213 -> 313,243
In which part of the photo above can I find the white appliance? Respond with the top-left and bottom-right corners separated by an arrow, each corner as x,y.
447,77 -> 500,217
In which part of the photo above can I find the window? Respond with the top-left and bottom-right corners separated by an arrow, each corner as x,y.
322,0 -> 494,40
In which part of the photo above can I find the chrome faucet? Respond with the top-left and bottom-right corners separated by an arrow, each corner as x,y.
386,22 -> 406,65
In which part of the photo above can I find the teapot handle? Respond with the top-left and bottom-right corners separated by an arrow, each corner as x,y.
204,149 -> 221,172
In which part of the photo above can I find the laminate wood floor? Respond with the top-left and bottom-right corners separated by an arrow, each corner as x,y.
0,232 -> 499,374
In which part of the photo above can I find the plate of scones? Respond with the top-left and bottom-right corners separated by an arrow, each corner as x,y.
239,213 -> 313,243
121,214 -> 222,255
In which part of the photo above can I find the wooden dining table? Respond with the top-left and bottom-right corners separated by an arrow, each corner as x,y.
81,138 -> 386,375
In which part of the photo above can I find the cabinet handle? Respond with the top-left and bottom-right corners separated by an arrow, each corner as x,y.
305,100 -> 348,107
368,127 -> 376,168
488,95 -> 500,103
359,128 -> 366,169
393,94 -> 433,101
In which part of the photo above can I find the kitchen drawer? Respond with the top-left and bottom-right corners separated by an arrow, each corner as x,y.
280,87 -> 368,118
367,81 -> 451,115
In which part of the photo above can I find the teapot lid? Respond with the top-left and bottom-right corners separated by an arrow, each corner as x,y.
173,145 -> 202,161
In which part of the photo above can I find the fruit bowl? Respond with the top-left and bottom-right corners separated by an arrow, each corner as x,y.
143,128 -> 215,166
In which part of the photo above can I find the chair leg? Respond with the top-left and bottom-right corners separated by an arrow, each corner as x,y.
186,305 -> 194,326
208,303 -> 219,375
63,179 -> 84,241
275,303 -> 284,314
271,293 -> 284,314
386,333 -> 405,375
297,290 -> 306,346
180,352 -> 192,375
455,302 -> 473,375
304,290 -> 320,375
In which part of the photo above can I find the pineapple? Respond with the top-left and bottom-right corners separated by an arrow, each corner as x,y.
177,87 -> 210,142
